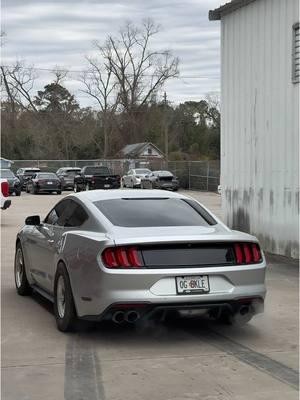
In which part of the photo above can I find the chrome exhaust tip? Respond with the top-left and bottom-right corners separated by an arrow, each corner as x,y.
125,310 -> 140,323
112,311 -> 125,324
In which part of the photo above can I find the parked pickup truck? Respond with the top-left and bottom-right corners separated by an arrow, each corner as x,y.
73,166 -> 121,192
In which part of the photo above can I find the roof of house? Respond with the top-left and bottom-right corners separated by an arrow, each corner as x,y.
209,0 -> 256,20
119,142 -> 164,158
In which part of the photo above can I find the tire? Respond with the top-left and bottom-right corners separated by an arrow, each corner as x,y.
57,190 -> 62,195
54,263 -> 77,332
74,183 -> 80,193
15,190 -> 21,196
14,243 -> 32,296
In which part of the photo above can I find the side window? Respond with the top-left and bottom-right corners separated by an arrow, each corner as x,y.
44,200 -> 69,226
64,201 -> 88,227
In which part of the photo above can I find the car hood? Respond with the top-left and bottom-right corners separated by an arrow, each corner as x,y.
109,224 -> 257,246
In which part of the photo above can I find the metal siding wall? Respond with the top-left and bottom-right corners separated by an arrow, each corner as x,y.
221,0 -> 299,258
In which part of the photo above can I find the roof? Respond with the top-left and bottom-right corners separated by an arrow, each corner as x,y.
209,0 -> 256,20
0,157 -> 13,163
73,189 -> 184,202
118,142 -> 164,158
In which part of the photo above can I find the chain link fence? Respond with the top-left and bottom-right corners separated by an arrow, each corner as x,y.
11,159 -> 220,192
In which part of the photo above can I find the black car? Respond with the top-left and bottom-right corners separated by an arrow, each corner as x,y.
74,166 -> 121,192
141,170 -> 179,191
0,169 -> 22,196
16,168 -> 41,190
26,172 -> 62,194
56,167 -> 81,190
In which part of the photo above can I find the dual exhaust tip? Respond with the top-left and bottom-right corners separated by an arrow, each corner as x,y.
112,310 -> 140,324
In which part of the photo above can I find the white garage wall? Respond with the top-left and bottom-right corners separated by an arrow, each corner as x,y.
221,0 -> 299,257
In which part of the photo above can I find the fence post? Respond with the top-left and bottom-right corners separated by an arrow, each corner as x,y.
206,161 -> 210,191
188,161 -> 191,190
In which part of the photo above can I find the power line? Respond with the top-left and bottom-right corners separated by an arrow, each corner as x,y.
0,64 -> 219,80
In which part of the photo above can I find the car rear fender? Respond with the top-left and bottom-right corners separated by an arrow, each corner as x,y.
55,230 -> 114,314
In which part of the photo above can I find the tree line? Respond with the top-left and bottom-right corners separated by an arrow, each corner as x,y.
1,20 -> 220,161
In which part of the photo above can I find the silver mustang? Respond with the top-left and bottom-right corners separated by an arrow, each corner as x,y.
14,190 -> 266,332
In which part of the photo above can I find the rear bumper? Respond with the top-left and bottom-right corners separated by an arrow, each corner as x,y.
35,185 -> 61,191
72,261 -> 267,319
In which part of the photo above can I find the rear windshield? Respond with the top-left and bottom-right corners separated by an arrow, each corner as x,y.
84,167 -> 110,175
24,169 -> 40,175
37,173 -> 57,179
93,198 -> 216,227
134,169 -> 151,174
153,171 -> 173,177
65,170 -> 80,175
0,170 -> 14,178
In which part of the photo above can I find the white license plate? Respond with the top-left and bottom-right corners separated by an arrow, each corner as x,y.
104,184 -> 110,188
176,275 -> 210,294
47,181 -> 53,185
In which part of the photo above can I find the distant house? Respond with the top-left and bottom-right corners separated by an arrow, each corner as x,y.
0,158 -> 13,169
117,143 -> 165,160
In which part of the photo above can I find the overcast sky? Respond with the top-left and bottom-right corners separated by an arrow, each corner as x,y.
2,0 -> 221,108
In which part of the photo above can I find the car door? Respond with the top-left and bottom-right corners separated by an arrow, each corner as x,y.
28,200 -> 70,292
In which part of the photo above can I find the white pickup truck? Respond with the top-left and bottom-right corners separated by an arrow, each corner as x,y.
1,179 -> 11,210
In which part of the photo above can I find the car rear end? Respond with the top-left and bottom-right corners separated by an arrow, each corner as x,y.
91,175 -> 121,189
95,236 -> 266,323
33,174 -> 61,192
73,193 -> 266,323
60,170 -> 81,190
154,172 -> 179,191
0,179 -> 11,210
19,169 -> 41,189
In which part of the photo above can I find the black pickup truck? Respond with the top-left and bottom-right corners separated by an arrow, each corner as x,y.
73,166 -> 121,192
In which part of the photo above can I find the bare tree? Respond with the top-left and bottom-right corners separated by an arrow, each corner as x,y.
80,55 -> 118,157
99,19 -> 179,112
1,61 -> 38,112
52,67 -> 68,85
84,19 -> 179,144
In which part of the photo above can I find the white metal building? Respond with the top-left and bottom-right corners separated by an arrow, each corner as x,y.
209,0 -> 299,258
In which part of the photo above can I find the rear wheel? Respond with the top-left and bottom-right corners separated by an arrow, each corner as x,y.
54,263 -> 77,332
57,190 -> 62,195
14,244 -> 32,295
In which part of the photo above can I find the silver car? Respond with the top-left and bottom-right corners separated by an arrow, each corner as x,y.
14,190 -> 266,332
122,168 -> 152,188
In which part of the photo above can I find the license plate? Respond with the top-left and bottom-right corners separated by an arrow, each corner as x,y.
104,184 -> 110,188
47,181 -> 53,185
176,275 -> 210,295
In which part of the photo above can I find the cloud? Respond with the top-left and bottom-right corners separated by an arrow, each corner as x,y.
2,0 -> 221,106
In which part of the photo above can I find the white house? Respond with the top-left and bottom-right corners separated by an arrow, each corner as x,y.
209,0 -> 299,258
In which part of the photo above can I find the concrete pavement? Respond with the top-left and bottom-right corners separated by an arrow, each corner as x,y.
1,191 -> 299,399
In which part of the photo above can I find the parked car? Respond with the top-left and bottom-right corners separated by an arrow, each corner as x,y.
141,170 -> 179,191
16,168 -> 41,190
26,172 -> 62,194
0,169 -> 22,196
56,167 -> 81,190
122,168 -> 152,188
73,166 -> 121,192
1,179 -> 11,210
14,189 -> 266,332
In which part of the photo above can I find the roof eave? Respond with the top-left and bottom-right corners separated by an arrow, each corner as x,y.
209,0 -> 256,21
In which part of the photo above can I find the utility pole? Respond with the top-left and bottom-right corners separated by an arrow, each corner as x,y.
163,91 -> 169,161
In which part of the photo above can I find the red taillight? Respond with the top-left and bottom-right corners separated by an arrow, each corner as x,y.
243,243 -> 252,263
1,181 -> 9,197
251,243 -> 261,263
234,243 -> 243,264
234,242 -> 262,265
102,248 -> 118,268
102,246 -> 144,268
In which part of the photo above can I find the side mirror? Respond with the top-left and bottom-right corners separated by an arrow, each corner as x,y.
25,215 -> 41,225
